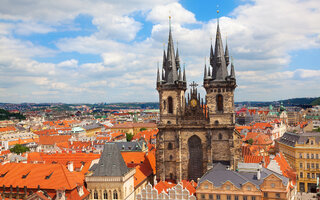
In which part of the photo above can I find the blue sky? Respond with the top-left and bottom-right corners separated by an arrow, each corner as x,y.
0,0 -> 319,103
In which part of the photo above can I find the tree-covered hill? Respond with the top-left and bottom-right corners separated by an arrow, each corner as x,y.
0,109 -> 26,121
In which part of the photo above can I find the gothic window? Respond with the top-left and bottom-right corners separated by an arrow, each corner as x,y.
163,100 -> 166,110
188,135 -> 203,181
216,94 -> 223,112
93,191 -> 98,199
168,97 -> 173,114
170,155 -> 173,160
113,190 -> 118,199
219,133 -> 222,140
168,142 -> 173,150
103,191 -> 108,199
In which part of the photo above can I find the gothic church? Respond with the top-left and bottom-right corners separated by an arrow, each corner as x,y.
156,21 -> 242,182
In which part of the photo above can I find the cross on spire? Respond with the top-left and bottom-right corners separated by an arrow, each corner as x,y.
189,81 -> 198,90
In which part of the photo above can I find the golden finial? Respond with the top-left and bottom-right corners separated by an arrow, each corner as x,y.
217,5 -> 220,24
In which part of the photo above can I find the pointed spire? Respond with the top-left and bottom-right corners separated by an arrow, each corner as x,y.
162,67 -> 165,82
162,50 -> 167,67
183,64 -> 186,82
204,64 -> 208,79
211,20 -> 228,80
178,68 -> 183,81
166,15 -> 179,83
176,42 -> 180,69
210,43 -> 214,66
230,57 -> 235,79
157,64 -> 160,83
225,39 -> 230,66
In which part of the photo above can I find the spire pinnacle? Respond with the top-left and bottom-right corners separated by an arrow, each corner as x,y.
230,56 -> 235,79
204,63 -> 208,79
225,38 -> 230,66
179,68 -> 183,81
157,63 -> 160,83
183,63 -> 186,82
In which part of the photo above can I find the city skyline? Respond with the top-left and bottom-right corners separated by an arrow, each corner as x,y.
0,0 -> 319,103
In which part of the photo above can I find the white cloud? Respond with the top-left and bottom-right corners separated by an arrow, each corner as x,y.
57,59 -> 78,68
146,2 -> 196,24
0,0 -> 320,103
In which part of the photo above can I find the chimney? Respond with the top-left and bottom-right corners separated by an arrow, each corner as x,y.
67,161 -> 74,172
257,168 -> 261,180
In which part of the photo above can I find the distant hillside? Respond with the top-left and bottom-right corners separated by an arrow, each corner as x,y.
311,98 -> 320,106
236,97 -> 320,107
280,97 -> 320,106
0,109 -> 26,121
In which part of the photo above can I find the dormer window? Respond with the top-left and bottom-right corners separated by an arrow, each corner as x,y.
45,172 -> 53,179
0,171 -> 8,177
22,172 -> 30,179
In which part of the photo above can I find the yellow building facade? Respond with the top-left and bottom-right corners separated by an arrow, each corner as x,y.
276,132 -> 320,192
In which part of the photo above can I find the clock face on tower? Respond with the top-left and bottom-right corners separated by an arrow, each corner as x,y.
190,99 -> 197,107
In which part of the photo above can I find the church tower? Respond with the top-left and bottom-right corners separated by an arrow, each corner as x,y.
156,17 -> 187,125
203,21 -> 239,166
156,18 -> 241,183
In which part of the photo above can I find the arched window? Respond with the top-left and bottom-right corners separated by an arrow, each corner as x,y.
170,155 -> 173,160
219,133 -> 222,140
217,94 -> 223,111
103,191 -> 108,199
168,142 -> 173,150
113,190 -> 118,199
93,191 -> 98,199
163,100 -> 166,110
168,97 -> 173,114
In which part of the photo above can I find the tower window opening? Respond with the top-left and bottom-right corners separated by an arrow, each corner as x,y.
217,94 -> 223,112
168,97 -> 173,114
168,142 -> 173,150
163,100 -> 166,110
219,133 -> 222,140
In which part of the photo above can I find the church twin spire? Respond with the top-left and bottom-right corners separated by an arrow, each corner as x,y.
157,18 -> 186,86
157,16 -> 236,87
207,22 -> 235,81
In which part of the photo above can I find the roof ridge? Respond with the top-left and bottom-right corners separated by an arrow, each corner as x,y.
60,163 -> 73,189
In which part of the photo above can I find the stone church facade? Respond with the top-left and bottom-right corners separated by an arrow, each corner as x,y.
156,21 -> 242,182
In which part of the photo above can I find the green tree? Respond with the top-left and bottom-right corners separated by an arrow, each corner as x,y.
313,127 -> 320,132
246,138 -> 254,145
10,144 -> 30,154
126,133 -> 134,142
140,128 -> 147,131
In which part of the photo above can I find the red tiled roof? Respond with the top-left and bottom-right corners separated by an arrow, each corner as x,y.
39,135 -> 71,145
154,181 -> 176,194
27,152 -> 100,174
0,126 -> 16,133
243,155 -> 270,167
252,122 -> 272,130
132,129 -> 158,143
0,163 -> 83,190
